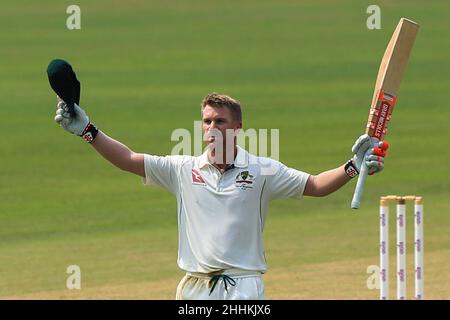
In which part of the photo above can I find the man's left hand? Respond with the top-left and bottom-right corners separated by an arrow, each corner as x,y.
351,134 -> 389,175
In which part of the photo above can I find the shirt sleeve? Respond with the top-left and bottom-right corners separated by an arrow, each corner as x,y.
266,161 -> 310,200
142,154 -> 186,194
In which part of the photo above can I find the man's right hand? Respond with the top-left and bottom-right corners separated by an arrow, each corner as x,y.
54,97 -> 99,143
54,97 -> 90,135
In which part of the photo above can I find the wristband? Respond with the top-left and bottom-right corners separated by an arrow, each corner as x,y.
345,159 -> 359,178
80,122 -> 98,143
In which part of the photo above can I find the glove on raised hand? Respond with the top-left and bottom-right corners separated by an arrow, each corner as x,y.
54,97 -> 98,143
345,134 -> 388,178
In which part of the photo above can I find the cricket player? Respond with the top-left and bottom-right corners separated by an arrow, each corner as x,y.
54,93 -> 387,300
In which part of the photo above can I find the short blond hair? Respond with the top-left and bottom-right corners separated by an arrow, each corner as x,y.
201,93 -> 242,122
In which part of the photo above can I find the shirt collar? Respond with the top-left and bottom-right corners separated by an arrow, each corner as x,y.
199,145 -> 249,169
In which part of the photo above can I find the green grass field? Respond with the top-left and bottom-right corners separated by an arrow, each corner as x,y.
1,0 -> 449,299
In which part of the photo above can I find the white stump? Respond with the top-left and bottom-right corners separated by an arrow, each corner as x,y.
414,199 -> 424,299
380,203 -> 389,300
396,200 -> 406,300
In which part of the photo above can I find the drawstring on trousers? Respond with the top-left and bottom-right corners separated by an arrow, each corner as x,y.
209,274 -> 236,296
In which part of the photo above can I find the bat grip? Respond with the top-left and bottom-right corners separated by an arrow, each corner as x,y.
351,151 -> 370,209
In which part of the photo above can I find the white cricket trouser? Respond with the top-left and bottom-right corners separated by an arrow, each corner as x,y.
175,268 -> 265,300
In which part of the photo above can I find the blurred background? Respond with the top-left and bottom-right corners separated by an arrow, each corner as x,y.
0,0 -> 449,299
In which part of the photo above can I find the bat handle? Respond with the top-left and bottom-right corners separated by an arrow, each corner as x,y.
351,152 -> 370,209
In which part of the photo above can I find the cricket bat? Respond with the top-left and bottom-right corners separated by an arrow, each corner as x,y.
351,18 -> 419,209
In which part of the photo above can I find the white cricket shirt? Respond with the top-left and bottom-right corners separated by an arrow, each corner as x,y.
143,146 -> 310,273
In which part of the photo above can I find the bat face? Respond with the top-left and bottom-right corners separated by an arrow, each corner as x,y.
365,18 -> 419,141
367,90 -> 396,140
351,18 -> 419,209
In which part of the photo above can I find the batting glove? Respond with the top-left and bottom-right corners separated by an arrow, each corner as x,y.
345,134 -> 388,178
54,97 -> 98,143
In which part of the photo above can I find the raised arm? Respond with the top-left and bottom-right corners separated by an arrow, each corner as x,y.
91,131 -> 144,177
303,134 -> 389,197
54,98 -> 145,177
303,164 -> 351,197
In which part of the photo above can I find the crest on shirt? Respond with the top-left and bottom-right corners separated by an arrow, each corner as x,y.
191,169 -> 206,185
235,170 -> 255,190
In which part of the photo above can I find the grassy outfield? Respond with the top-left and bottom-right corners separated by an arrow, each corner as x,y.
1,0 -> 449,299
